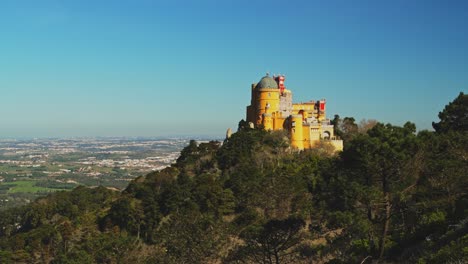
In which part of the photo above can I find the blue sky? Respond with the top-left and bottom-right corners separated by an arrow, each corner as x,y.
1,0 -> 467,137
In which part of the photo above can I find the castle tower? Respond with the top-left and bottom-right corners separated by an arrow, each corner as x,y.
290,114 -> 304,150
253,74 -> 280,126
318,99 -> 326,121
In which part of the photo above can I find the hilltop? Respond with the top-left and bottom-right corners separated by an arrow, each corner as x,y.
0,93 -> 467,264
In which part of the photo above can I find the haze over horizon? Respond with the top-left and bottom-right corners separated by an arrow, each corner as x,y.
1,0 -> 467,138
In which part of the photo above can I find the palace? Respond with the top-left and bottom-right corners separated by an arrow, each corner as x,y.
246,74 -> 343,151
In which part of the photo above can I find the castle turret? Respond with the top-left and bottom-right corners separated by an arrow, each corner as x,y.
254,75 -> 280,126
290,114 -> 304,150
318,99 -> 326,121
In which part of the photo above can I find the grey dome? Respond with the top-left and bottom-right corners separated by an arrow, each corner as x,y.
255,75 -> 278,89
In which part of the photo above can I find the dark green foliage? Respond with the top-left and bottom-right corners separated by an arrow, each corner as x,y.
424,233 -> 468,263
192,173 -> 235,216
217,128 -> 268,170
0,95 -> 467,263
227,217 -> 306,263
433,92 -> 468,133
176,140 -> 220,175
333,122 -> 423,259
158,211 -> 229,263
108,197 -> 144,237
0,186 -> 119,263
331,115 -> 359,142
0,250 -> 13,264
52,249 -> 94,264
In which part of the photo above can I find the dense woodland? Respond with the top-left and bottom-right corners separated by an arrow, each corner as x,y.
0,93 -> 466,263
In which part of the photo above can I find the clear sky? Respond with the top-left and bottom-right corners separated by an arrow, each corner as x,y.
1,0 -> 467,138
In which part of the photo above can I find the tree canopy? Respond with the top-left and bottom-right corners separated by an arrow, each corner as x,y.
0,93 -> 467,263
433,92 -> 468,133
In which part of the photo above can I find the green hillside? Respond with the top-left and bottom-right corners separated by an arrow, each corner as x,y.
0,93 -> 466,264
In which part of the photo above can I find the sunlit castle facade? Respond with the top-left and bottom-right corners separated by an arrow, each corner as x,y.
246,74 -> 343,151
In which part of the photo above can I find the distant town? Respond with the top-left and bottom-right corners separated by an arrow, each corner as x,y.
0,137 -> 213,209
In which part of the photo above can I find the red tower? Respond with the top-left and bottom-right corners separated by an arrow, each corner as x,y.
274,75 -> 286,94
319,99 -> 326,112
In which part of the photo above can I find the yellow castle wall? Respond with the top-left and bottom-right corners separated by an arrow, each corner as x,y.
273,116 -> 286,130
302,125 -> 311,149
262,113 -> 273,130
290,115 -> 304,150
255,89 -> 280,126
245,81 -> 343,152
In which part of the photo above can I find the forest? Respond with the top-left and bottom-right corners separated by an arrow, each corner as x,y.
0,92 -> 466,263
